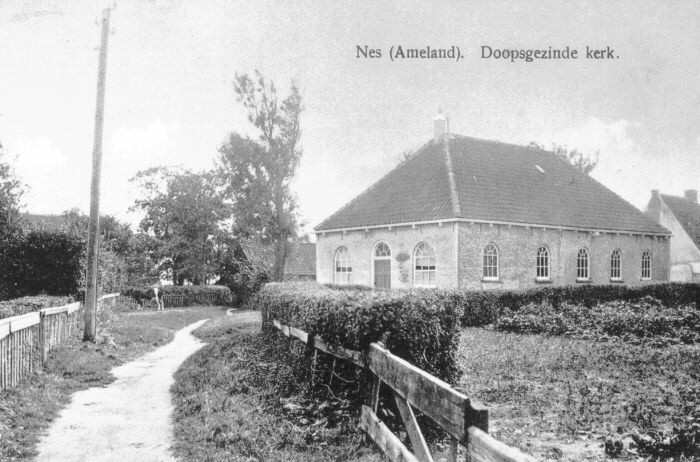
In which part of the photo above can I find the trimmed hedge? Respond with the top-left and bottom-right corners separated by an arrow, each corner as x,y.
455,283 -> 700,327
121,284 -> 233,307
0,295 -> 76,320
0,231 -> 84,300
252,282 -> 463,384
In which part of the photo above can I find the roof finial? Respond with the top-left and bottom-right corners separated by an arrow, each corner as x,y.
433,109 -> 448,140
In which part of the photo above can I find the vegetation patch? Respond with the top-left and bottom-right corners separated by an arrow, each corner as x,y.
121,284 -> 234,307
172,312 -> 381,462
0,305 -> 224,461
457,327 -> 700,461
495,296 -> 699,346
0,295 -> 75,319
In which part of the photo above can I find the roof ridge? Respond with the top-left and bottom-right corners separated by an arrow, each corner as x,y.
443,136 -> 461,217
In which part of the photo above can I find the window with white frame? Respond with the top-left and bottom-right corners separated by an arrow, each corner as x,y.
641,250 -> 652,280
482,244 -> 499,280
536,246 -> 550,280
610,249 -> 622,281
576,248 -> 590,280
334,246 -> 352,285
413,242 -> 436,286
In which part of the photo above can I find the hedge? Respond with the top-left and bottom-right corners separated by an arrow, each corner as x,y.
121,284 -> 233,307
453,282 -> 700,327
0,295 -> 76,320
252,282 -> 463,385
0,230 -> 84,300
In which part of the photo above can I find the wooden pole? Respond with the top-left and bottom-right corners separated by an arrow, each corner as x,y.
84,8 -> 110,341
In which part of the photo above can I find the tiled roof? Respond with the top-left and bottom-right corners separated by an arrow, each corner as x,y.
315,135 -> 669,235
661,194 -> 700,247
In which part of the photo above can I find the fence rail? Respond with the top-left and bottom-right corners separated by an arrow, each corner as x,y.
161,292 -> 220,308
0,293 -> 123,391
269,319 -> 536,462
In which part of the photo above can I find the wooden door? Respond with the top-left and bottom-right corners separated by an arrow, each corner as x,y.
374,259 -> 391,289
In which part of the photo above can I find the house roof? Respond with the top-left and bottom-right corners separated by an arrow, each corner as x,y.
315,135 -> 669,235
660,194 -> 700,247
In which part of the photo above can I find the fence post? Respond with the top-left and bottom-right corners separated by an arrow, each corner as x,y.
39,311 -> 47,365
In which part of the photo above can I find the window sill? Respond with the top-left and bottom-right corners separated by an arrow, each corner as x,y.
609,278 -> 624,283
535,278 -> 552,284
576,278 -> 591,283
481,278 -> 501,283
640,277 -> 652,282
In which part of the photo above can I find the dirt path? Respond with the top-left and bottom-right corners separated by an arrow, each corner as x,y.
35,319 -> 209,462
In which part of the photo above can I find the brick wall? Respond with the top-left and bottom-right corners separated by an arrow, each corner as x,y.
316,223 -> 458,289
457,222 -> 670,290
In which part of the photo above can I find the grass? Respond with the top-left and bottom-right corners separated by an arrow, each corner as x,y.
457,327 -> 700,461
171,311 -> 382,462
0,305 -> 227,461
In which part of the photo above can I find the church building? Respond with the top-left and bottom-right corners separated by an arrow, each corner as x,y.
314,116 -> 670,290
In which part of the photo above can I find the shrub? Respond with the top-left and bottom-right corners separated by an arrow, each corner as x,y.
121,284 -> 234,307
0,295 -> 76,320
495,296 -> 700,345
454,283 -> 700,327
251,282 -> 464,385
0,231 -> 84,300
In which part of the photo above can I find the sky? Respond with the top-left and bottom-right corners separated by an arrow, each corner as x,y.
1,0 -> 699,237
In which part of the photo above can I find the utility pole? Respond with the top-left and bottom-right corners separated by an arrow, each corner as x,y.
84,8 -> 111,341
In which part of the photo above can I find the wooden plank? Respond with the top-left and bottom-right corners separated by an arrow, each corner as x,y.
288,326 -> 308,344
41,305 -> 70,316
66,302 -> 81,314
9,312 -> 40,331
467,427 -> 537,462
312,336 -> 363,368
394,395 -> 434,462
368,342 -> 488,441
0,320 -> 10,340
359,405 -> 419,462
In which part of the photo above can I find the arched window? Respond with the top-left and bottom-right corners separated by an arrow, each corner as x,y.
641,250 -> 652,280
334,246 -> 352,285
374,242 -> 391,258
576,248 -> 590,281
482,244 -> 499,280
413,242 -> 436,286
536,246 -> 550,280
610,249 -> 622,281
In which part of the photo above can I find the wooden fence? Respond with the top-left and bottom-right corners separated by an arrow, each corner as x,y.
0,293 -> 123,391
161,292 -> 220,308
270,319 -> 536,462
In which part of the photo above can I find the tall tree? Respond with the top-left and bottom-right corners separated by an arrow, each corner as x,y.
530,142 -> 599,175
217,71 -> 303,281
131,167 -> 227,285
0,141 -> 24,240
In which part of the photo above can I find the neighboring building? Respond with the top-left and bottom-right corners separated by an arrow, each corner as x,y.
239,239 -> 316,280
314,116 -> 670,290
646,189 -> 700,281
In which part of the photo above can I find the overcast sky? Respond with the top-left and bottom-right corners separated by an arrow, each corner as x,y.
1,0 -> 699,236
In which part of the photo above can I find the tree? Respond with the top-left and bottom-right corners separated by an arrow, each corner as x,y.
530,142 -> 599,175
217,71 -> 303,281
0,141 -> 24,241
131,167 -> 227,285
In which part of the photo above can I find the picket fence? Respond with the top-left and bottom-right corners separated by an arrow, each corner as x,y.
0,293 -> 119,391
269,318 -> 536,462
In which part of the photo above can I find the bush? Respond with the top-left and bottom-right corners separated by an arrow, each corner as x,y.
121,284 -> 234,307
251,282 -> 464,385
495,296 -> 700,345
0,231 -> 84,300
454,282 -> 700,327
0,295 -> 76,320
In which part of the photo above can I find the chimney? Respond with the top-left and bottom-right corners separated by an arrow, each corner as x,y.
651,189 -> 659,198
433,110 -> 449,140
684,189 -> 698,203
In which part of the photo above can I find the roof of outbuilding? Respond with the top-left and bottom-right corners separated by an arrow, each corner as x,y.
660,194 -> 700,247
315,135 -> 669,235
